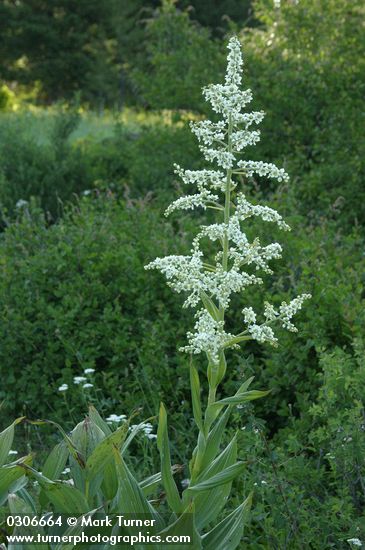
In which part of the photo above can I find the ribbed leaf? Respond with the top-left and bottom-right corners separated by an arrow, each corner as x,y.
213,389 -> 270,407
0,417 -> 24,467
199,407 -> 231,472
200,291 -> 220,321
18,462 -> 89,515
29,419 -> 85,469
54,509 -> 99,550
42,441 -> 69,480
189,462 -> 245,493
86,422 -> 129,482
158,503 -> 202,550
202,493 -> 252,550
113,448 -> 163,532
8,493 -> 43,550
41,481 -> 90,514
190,363 -> 203,431
140,465 -> 182,497
88,406 -> 112,437
0,455 -> 32,505
157,403 -> 182,514
188,438 -> 237,530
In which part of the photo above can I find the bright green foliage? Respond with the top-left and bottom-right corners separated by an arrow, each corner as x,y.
0,408 -> 252,548
0,195 -> 192,425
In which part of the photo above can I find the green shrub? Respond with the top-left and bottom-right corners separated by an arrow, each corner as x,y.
0,110 -> 92,219
0,195 -> 193,429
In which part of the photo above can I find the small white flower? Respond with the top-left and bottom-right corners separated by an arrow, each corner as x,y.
15,199 -> 28,209
145,36 -> 310,364
84,368 -> 95,374
62,467 -> 70,475
82,383 -> 93,389
106,414 -> 127,424
73,376 -> 87,385
8,450 -> 18,455
347,539 -> 362,548
58,384 -> 68,392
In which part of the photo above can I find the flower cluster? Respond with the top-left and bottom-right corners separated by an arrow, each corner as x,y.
146,36 -> 310,363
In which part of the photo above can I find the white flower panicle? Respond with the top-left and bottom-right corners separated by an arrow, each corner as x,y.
145,36 -> 310,361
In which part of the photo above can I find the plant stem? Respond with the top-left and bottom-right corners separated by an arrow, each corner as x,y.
220,114 -> 233,322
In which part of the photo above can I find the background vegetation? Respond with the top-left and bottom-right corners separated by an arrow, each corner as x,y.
0,0 -> 364,547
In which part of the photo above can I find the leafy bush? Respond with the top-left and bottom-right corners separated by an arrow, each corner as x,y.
0,195 -> 194,428
129,1 -> 224,112
0,110 -> 92,219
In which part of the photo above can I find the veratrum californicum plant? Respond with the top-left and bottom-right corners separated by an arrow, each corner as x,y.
146,36 -> 311,364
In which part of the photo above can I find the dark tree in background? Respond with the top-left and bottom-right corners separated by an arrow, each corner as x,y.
0,0 -> 253,106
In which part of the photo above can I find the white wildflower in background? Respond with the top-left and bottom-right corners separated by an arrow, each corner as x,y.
82,383 -> 93,389
73,376 -> 87,385
145,36 -> 310,366
58,383 -> 68,392
130,422 -> 157,440
106,414 -> 127,424
347,540 -> 363,548
84,368 -> 95,374
8,450 -> 18,455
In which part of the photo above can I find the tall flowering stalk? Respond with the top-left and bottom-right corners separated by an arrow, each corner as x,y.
146,36 -> 310,546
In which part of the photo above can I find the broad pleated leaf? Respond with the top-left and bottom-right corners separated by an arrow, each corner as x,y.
42,441 -> 69,480
0,418 -> 24,467
113,447 -> 163,531
202,493 -> 252,550
88,406 -> 112,437
187,438 -> 237,530
189,462 -> 245,493
8,493 -> 43,550
86,422 -> 129,482
158,503 -> 202,550
157,403 -> 182,514
213,389 -> 270,407
190,363 -> 203,432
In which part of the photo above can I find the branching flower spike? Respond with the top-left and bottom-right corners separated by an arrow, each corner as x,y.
146,36 -> 310,366
145,37 -> 310,545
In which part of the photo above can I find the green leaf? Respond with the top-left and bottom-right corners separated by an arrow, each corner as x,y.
213,389 -> 271,407
0,455 -> 32,505
0,417 -> 24,467
190,363 -> 203,431
188,462 -> 245,493
112,448 -> 163,531
121,417 -> 155,455
189,438 -> 237,530
41,481 -> 90,515
200,291 -> 220,321
202,493 -> 252,550
29,419 -> 85,469
199,407 -> 232,472
86,422 -> 129,482
8,493 -> 42,550
158,503 -> 202,550
157,403 -> 182,515
140,465 -> 183,497
42,441 -> 69,480
54,509 -> 99,550
88,405 -> 112,437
